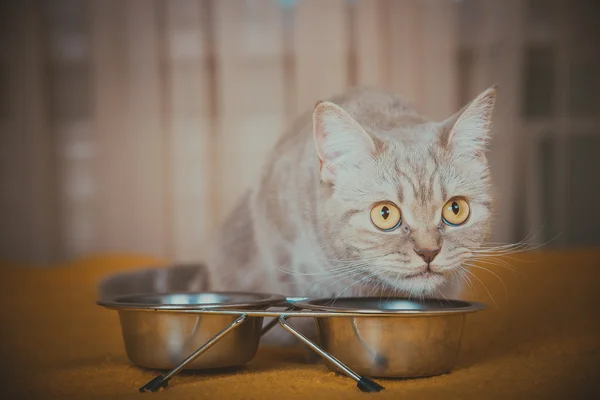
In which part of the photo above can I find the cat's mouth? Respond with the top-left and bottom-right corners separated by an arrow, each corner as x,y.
402,265 -> 444,280
404,269 -> 443,280
375,267 -> 446,288
373,267 -> 447,295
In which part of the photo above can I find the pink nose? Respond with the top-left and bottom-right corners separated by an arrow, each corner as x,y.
414,248 -> 441,264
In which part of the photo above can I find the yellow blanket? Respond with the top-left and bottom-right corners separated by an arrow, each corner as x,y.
1,249 -> 599,399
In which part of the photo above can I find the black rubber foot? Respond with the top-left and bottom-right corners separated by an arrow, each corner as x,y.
139,375 -> 169,392
357,376 -> 385,393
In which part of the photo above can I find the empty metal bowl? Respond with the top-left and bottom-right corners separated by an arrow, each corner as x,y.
98,291 -> 285,370
294,297 -> 486,378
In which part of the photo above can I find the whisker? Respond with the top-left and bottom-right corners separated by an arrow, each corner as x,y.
480,222 -> 547,249
473,231 -> 561,258
312,254 -> 381,264
467,257 -> 517,273
456,268 -> 474,290
318,267 -> 372,293
331,271 -> 379,302
458,266 -> 498,308
434,285 -> 449,302
463,262 -> 508,301
276,262 -> 370,276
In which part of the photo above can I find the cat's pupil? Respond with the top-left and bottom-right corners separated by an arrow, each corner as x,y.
381,206 -> 390,220
452,201 -> 460,215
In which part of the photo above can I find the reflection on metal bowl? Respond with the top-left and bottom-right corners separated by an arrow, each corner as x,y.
294,297 -> 486,378
98,291 -> 285,370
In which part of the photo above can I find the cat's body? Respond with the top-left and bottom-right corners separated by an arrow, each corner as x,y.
204,89 -> 424,298
99,86 -> 497,342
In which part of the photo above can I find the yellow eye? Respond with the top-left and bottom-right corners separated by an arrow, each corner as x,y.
442,198 -> 470,226
370,202 -> 402,231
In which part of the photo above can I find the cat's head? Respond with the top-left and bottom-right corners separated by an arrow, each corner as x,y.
312,87 -> 496,296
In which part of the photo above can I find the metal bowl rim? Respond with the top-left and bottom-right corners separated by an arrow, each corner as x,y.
293,296 -> 487,315
97,291 -> 287,311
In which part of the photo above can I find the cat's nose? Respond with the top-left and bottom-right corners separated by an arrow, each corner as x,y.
414,248 -> 441,264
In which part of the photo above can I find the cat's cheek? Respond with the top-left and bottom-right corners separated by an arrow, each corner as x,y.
471,203 -> 492,223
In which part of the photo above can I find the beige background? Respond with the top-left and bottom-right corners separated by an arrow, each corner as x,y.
1,0 -> 598,264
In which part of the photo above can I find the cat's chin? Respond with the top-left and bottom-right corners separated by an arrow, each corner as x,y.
376,270 -> 448,297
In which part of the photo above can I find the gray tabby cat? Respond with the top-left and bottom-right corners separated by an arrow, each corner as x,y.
100,86 -> 497,337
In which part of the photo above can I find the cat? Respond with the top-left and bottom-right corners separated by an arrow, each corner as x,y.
99,85 -> 497,344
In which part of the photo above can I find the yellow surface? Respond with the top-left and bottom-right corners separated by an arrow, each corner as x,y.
1,249 -> 599,399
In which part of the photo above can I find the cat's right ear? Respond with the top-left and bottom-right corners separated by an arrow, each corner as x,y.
440,85 -> 497,159
312,101 -> 376,182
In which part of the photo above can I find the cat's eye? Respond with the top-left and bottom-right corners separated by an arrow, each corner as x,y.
442,197 -> 470,226
370,201 -> 402,231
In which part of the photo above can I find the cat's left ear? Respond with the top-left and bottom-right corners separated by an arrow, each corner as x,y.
312,101 -> 376,182
441,85 -> 497,158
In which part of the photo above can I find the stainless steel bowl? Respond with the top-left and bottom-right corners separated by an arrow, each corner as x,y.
294,297 -> 486,378
98,291 -> 285,370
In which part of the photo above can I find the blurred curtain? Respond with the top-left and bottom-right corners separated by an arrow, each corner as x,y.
7,0 -> 597,264
1,0 -> 467,264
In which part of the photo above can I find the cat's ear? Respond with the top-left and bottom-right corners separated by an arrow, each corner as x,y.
441,85 -> 497,158
312,101 -> 376,182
